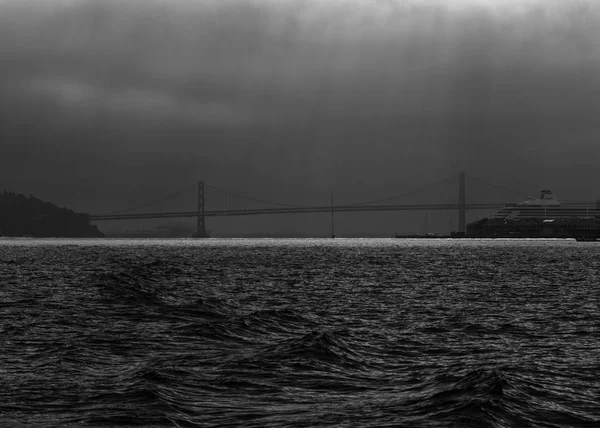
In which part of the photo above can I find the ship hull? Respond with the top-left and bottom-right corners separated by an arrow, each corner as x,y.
467,217 -> 600,239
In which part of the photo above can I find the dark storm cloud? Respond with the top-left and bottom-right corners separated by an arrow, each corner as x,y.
1,0 -> 600,219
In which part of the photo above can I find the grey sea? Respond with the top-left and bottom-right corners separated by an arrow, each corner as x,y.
1,238 -> 599,427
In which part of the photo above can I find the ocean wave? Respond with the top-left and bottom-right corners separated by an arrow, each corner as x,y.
253,329 -> 365,369
394,366 -> 600,428
3,240 -> 600,427
233,307 -> 315,335
94,261 -> 233,319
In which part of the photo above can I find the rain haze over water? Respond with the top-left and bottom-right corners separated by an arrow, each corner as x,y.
1,0 -> 600,235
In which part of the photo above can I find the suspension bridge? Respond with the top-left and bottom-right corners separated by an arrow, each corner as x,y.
90,172 -> 557,237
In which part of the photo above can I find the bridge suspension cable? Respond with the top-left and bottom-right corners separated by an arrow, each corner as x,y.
97,183 -> 196,216
205,184 -> 308,208
348,174 -> 458,206
468,175 -> 531,198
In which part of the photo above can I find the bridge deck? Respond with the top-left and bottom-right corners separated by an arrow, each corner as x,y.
90,203 -> 509,221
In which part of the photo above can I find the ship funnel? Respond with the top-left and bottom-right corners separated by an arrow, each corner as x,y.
539,190 -> 558,203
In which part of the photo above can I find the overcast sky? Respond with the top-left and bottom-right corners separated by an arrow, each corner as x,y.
1,0 -> 599,234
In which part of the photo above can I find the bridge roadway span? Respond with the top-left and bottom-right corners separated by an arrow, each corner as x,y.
90,203 -> 510,221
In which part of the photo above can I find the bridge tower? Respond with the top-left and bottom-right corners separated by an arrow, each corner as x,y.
194,181 -> 208,238
458,171 -> 466,235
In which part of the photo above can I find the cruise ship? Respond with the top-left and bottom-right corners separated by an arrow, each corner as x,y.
467,190 -> 600,238
492,190 -> 600,220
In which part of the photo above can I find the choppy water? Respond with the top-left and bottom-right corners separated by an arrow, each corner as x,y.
1,238 -> 599,427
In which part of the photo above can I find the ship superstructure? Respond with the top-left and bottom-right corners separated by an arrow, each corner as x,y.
492,190 -> 600,220
467,190 -> 600,238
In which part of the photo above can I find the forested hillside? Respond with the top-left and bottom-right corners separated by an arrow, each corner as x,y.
0,191 -> 104,237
